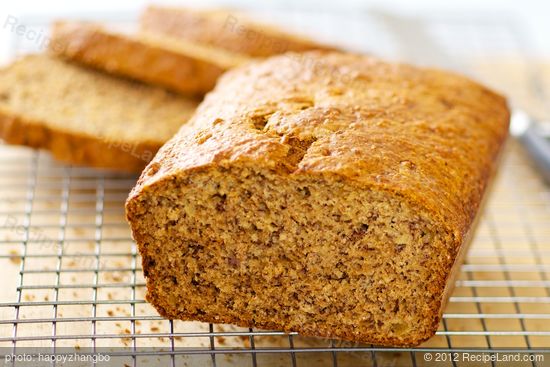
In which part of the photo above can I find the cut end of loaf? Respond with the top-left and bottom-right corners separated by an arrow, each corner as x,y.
126,164 -> 458,346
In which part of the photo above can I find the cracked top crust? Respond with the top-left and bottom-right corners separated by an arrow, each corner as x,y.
129,51 -> 510,241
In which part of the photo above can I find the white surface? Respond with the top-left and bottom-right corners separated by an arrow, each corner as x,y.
0,0 -> 549,64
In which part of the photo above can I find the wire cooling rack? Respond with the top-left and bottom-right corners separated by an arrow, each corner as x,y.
0,5 -> 550,367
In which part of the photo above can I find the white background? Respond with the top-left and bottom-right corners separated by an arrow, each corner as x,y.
0,0 -> 549,60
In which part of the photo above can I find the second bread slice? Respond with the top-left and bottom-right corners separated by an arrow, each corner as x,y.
50,21 -> 249,96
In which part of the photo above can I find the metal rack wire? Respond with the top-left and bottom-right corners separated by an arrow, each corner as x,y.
0,6 -> 549,367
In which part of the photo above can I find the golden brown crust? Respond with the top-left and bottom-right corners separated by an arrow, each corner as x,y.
149,304 -> 431,347
140,5 -> 338,58
0,111 -> 157,172
132,51 -> 509,240
127,51 -> 510,346
50,21 -> 244,96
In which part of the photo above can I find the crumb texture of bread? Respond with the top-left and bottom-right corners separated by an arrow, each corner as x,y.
50,21 -> 247,96
126,51 -> 510,346
0,55 -> 197,171
140,5 -> 337,57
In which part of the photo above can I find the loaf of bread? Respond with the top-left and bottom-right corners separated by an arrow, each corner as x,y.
50,21 -> 248,96
140,5 -> 337,57
0,55 -> 197,172
125,51 -> 510,346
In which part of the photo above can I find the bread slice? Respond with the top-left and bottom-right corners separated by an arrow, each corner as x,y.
50,21 -> 249,96
126,51 -> 510,346
0,55 -> 198,172
140,5 -> 337,57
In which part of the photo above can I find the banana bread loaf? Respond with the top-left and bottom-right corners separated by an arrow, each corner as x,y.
50,21 -> 249,96
0,55 -> 197,172
125,51 -> 510,346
